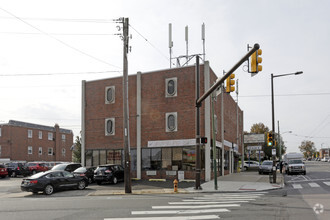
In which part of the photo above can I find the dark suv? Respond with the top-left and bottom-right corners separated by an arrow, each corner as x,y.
26,162 -> 49,175
51,163 -> 82,173
94,164 -> 124,185
5,162 -> 30,177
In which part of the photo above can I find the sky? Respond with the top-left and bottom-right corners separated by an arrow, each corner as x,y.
0,0 -> 329,154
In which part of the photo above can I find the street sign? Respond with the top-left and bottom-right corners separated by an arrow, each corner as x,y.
247,145 -> 262,151
272,149 -> 276,156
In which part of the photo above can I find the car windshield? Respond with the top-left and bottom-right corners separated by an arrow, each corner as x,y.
262,161 -> 273,165
289,160 -> 303,164
73,167 -> 86,173
51,164 -> 67,171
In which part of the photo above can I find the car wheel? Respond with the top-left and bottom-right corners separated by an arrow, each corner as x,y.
112,177 -> 118,184
303,171 -> 306,175
44,184 -> 54,195
11,172 -> 16,177
96,181 -> 102,185
77,180 -> 86,190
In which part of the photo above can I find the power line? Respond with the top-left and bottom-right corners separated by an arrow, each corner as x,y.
0,16 -> 118,23
240,92 -> 330,98
0,7 -> 121,69
129,24 -> 170,62
0,31 -> 120,36
0,70 -> 122,77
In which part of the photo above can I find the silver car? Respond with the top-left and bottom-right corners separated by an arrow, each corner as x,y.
258,160 -> 273,174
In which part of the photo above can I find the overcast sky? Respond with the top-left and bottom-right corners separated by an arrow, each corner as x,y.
0,0 -> 329,154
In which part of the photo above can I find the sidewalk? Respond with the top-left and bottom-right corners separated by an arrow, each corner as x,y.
89,171 -> 284,196
186,170 -> 284,193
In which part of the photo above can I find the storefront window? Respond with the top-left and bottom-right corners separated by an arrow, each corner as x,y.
183,147 -> 195,171
100,150 -> 106,165
86,150 -> 92,167
114,150 -> 122,165
107,150 -> 114,164
131,149 -> 137,171
172,148 -> 182,170
162,148 -> 171,169
224,150 -> 229,170
151,148 -> 161,170
142,148 -> 151,170
92,150 -> 99,167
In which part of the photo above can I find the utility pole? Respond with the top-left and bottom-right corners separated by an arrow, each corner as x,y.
122,17 -> 131,193
195,55 -> 202,190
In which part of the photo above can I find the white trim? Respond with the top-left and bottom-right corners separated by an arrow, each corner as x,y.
148,139 -> 195,148
165,77 -> 177,97
105,86 -> 115,104
165,112 -> 177,132
105,118 -> 115,136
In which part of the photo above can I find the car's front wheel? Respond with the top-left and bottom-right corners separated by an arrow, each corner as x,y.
96,181 -> 102,185
112,177 -> 118,184
77,180 -> 86,190
44,184 -> 54,195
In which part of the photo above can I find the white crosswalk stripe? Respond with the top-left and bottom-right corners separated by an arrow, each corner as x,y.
290,181 -> 330,189
104,192 -> 267,219
308,183 -> 320,187
323,182 -> 330,186
292,184 -> 303,189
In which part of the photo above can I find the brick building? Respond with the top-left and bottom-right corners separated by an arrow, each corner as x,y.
81,62 -> 244,181
0,120 -> 73,162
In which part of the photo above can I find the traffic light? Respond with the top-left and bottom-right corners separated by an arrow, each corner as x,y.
201,137 -> 207,144
251,49 -> 262,73
267,132 -> 273,146
226,74 -> 235,93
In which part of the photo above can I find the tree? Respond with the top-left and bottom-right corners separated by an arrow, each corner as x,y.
250,123 -> 269,134
299,140 -> 316,158
72,136 -> 81,163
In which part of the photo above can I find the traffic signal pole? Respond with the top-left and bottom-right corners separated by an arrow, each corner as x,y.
195,43 -> 260,189
271,74 -> 276,183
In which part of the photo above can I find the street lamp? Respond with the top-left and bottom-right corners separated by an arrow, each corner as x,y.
271,71 -> 303,183
278,129 -> 292,162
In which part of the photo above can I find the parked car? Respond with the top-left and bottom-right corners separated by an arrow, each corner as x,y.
321,157 -> 329,162
73,167 -> 96,184
0,164 -> 8,178
26,162 -> 49,175
243,161 -> 260,170
5,162 -> 30,177
21,170 -> 88,195
94,164 -> 124,185
51,163 -> 82,173
258,160 -> 273,174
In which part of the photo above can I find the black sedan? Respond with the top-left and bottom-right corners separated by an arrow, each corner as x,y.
73,167 -> 96,184
21,170 -> 88,195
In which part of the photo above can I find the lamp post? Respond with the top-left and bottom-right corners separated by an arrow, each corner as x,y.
271,71 -> 303,183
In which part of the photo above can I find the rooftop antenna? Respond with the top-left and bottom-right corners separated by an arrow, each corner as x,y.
202,23 -> 205,61
185,25 -> 189,63
169,23 -> 173,68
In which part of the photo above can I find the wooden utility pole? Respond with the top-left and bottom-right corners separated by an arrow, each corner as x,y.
122,17 -> 131,193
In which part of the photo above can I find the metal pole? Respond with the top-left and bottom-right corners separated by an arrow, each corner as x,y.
271,74 -> 276,183
211,93 -> 217,190
278,120 -> 281,162
123,17 -> 131,193
195,55 -> 202,190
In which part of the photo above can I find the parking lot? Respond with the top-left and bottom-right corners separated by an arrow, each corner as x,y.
0,176 -> 196,198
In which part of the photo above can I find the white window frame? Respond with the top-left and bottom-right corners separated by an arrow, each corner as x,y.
165,77 -> 177,97
38,147 -> 42,155
105,118 -> 115,136
62,148 -> 66,156
166,112 -> 178,132
28,130 -> 33,138
39,131 -> 42,139
0,127 -> 2,137
62,134 -> 66,142
28,146 -> 33,155
48,132 -> 53,141
48,147 -> 53,155
105,86 -> 115,104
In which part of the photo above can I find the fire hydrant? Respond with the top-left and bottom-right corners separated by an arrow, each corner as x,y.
173,179 -> 178,192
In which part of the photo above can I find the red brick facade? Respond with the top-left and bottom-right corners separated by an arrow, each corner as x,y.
0,120 -> 73,162
82,63 -> 243,180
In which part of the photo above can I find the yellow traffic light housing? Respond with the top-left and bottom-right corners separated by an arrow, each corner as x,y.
267,132 -> 273,146
251,49 -> 262,73
226,74 -> 235,93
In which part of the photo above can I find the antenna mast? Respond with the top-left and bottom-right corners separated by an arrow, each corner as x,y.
202,23 -> 205,61
169,23 -> 173,68
185,25 -> 189,63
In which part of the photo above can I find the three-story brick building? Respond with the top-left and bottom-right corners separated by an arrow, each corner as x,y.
81,62 -> 244,181
0,120 -> 73,162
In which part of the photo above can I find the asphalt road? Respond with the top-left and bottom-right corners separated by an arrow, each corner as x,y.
0,161 -> 328,219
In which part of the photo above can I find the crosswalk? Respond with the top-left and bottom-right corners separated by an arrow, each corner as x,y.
104,192 -> 268,220
291,181 -> 330,189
